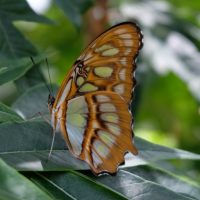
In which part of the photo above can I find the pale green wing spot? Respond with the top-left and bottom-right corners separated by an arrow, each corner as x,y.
99,103 -> 116,112
93,140 -> 109,158
94,67 -> 113,78
67,96 -> 88,114
67,114 -> 86,127
114,28 -> 126,34
119,68 -> 126,80
96,95 -> 111,103
92,151 -> 102,167
114,84 -> 124,95
67,124 -> 85,156
98,130 -> 115,147
119,33 -> 132,39
77,76 -> 85,86
120,57 -> 127,66
123,40 -> 133,46
79,83 -> 98,92
95,44 -> 113,53
124,48 -> 132,55
66,96 -> 89,155
106,123 -> 121,136
102,48 -> 119,56
101,113 -> 119,123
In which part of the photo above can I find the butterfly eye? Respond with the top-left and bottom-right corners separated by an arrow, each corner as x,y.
48,94 -> 55,111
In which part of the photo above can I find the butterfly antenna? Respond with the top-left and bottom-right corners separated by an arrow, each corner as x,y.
48,128 -> 56,161
30,57 -> 52,96
45,58 -> 54,96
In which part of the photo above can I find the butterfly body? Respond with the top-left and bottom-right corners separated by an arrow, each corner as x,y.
49,22 -> 143,175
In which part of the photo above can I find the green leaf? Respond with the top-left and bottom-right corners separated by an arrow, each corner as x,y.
25,170 -> 194,200
0,0 -> 52,90
126,165 -> 200,200
0,18 -> 36,59
0,120 -> 88,171
0,159 -> 54,200
0,0 -> 51,58
0,102 -> 23,123
90,170 -> 194,200
4,85 -> 200,174
12,84 -> 58,119
0,119 -> 199,171
133,136 -> 200,163
0,56 -> 45,85
55,0 -> 94,28
0,0 -> 52,23
122,137 -> 200,169
26,171 -> 127,200
14,66 -> 46,92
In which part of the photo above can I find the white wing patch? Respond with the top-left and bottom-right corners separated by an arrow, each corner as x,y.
66,96 -> 88,156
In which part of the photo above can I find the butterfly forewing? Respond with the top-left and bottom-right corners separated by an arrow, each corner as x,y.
75,23 -> 142,102
50,22 -> 143,175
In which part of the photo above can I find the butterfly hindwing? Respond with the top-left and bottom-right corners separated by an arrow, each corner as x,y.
59,91 -> 137,175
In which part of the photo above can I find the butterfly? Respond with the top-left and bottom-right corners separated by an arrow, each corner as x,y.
48,22 -> 143,175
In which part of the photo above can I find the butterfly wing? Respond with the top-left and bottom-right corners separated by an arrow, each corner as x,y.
51,22 -> 143,175
52,22 -> 142,106
59,91 -> 137,174
76,22 -> 142,103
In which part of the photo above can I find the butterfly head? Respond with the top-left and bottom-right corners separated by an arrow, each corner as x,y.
48,94 -> 55,113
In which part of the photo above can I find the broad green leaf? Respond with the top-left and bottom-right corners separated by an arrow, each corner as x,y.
26,170 -> 194,200
0,56 -> 45,85
0,102 -> 22,123
0,119 -> 199,171
26,171 -> 127,200
90,170 -> 194,200
149,160 -> 200,185
0,0 -> 51,58
0,0 -> 52,90
0,120 -> 88,171
123,137 -> 200,168
12,84 -> 58,119
0,0 -> 52,60
135,136 -> 200,161
14,66 -> 46,92
0,159 -> 53,200
55,0 -> 93,28
126,165 -> 200,200
0,18 -> 36,58
0,0 -> 51,23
